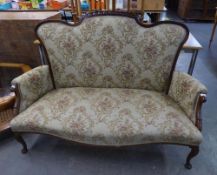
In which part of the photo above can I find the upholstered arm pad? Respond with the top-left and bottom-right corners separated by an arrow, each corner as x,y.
12,65 -> 53,113
169,71 -> 207,123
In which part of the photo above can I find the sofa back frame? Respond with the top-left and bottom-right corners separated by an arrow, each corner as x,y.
35,11 -> 189,94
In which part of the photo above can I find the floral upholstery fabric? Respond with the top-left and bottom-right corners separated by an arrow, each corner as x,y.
169,71 -> 207,123
11,88 -> 202,146
36,16 -> 187,92
12,65 -> 53,113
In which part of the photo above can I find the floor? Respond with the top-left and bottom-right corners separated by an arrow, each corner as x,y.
1,12 -> 217,175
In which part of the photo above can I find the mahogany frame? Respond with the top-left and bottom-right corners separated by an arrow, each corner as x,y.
11,12 -> 207,169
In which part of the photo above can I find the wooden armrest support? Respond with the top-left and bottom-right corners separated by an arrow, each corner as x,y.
10,84 -> 20,115
195,93 -> 207,131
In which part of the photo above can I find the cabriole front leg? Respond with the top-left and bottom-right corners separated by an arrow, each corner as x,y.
14,133 -> 28,154
185,93 -> 206,169
185,146 -> 199,169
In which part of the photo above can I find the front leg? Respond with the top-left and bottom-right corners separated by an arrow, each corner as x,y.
14,133 -> 28,154
184,146 -> 199,169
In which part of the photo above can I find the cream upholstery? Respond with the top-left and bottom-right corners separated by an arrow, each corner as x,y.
12,65 -> 53,113
11,88 -> 202,146
36,16 -> 186,92
10,14 -> 207,147
169,72 -> 207,123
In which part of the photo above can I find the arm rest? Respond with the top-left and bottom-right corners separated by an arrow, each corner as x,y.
11,65 -> 53,113
168,71 -> 207,123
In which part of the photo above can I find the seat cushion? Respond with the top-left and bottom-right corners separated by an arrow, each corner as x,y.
10,88 -> 202,146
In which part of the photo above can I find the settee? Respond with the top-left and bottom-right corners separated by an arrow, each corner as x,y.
10,13 -> 207,169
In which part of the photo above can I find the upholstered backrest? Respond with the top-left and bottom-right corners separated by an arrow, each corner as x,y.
36,14 -> 188,92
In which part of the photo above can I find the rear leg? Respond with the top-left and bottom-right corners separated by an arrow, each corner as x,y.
14,133 -> 28,154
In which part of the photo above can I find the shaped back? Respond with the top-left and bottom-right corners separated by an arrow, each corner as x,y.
36,14 -> 188,92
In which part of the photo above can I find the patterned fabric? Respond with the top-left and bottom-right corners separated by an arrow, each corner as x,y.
12,65 -> 53,113
36,16 -> 187,92
169,71 -> 207,123
11,88 -> 202,146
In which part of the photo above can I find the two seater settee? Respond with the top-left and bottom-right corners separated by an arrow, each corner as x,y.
10,13 -> 207,169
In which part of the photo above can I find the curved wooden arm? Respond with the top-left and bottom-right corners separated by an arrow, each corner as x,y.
0,63 -> 31,111
10,84 -> 20,115
0,63 -> 31,113
195,93 -> 207,131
